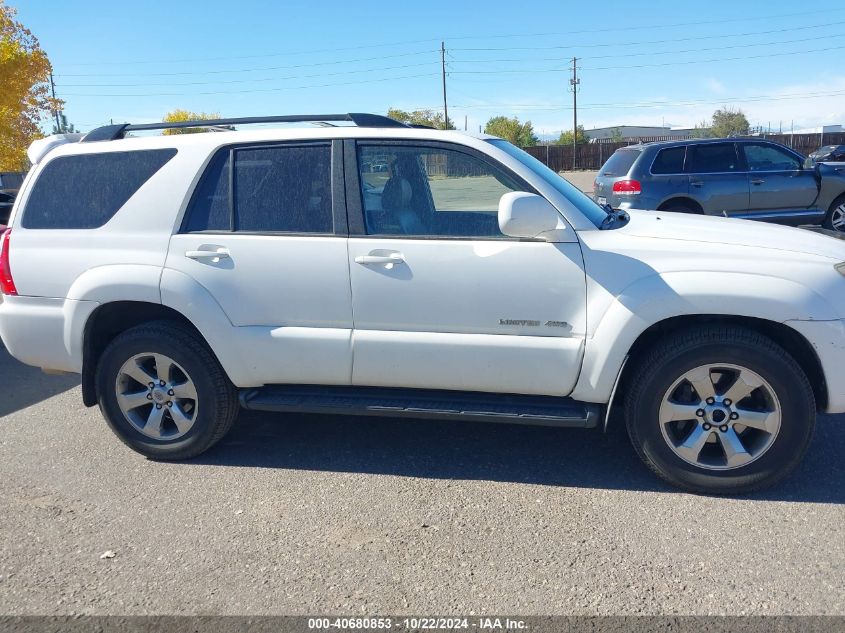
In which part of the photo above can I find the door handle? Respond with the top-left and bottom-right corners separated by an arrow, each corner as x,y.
690,180 -> 704,188
750,178 -> 765,185
354,253 -> 405,265
186,248 -> 230,260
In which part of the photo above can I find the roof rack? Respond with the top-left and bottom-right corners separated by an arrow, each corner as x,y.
81,113 -> 407,143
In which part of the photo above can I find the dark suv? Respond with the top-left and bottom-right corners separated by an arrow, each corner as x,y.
594,138 -> 845,231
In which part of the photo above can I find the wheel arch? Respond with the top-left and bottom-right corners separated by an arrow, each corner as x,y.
610,314 -> 827,419
657,196 -> 703,213
81,301 -> 215,407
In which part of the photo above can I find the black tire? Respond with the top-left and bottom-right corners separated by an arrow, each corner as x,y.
660,201 -> 700,214
96,320 -> 239,460
822,193 -> 845,232
625,325 -> 815,494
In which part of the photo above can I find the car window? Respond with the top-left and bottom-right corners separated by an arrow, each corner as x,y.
599,149 -> 640,176
357,145 -> 526,238
743,144 -> 801,171
22,149 -> 176,229
184,144 -> 332,233
651,146 -> 686,174
686,143 -> 739,174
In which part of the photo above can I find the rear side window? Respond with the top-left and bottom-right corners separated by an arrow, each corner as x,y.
183,143 -> 332,233
686,143 -> 739,173
599,149 -> 640,176
651,146 -> 686,174
22,149 -> 176,229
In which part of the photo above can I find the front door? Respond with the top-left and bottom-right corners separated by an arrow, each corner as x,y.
741,142 -> 818,213
166,140 -> 354,386
346,141 -> 587,397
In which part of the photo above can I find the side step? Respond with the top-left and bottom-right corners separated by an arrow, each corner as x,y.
239,385 -> 600,428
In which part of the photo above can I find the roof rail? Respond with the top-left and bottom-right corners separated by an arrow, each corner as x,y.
82,113 -> 407,143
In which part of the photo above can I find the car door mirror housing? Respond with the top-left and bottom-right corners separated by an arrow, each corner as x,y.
498,192 -> 562,239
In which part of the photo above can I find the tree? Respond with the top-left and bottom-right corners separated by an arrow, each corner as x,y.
691,119 -> 712,139
0,1 -> 60,170
483,116 -> 538,147
709,107 -> 750,138
52,113 -> 75,134
386,107 -> 454,130
609,127 -> 624,143
161,109 -> 221,135
557,125 -> 589,145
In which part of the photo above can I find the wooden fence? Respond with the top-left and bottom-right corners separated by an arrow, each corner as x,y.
523,132 -> 845,172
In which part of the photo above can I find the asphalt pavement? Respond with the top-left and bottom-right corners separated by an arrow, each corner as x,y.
0,345 -> 843,615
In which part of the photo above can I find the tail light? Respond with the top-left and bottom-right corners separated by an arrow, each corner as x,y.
612,179 -> 642,195
0,228 -> 17,295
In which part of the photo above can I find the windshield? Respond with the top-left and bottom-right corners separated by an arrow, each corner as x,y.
599,149 -> 640,176
488,139 -> 608,227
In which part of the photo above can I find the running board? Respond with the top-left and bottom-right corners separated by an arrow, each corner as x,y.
239,385 -> 600,428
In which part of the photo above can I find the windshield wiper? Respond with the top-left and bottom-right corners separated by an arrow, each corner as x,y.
599,204 -> 630,230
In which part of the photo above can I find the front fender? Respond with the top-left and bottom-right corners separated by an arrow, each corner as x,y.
570,271 -> 837,403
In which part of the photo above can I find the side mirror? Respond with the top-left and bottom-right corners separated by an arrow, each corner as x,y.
498,192 -> 561,239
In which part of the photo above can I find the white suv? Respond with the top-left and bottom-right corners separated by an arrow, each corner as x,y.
3,113 -> 844,494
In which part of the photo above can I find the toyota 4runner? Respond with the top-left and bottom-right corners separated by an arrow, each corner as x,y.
3,112 -> 845,494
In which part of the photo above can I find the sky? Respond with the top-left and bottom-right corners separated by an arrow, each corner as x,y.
14,0 -> 845,138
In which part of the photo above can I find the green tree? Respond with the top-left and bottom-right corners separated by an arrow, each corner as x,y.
0,1 -> 59,170
557,125 -> 589,145
161,109 -> 221,135
386,107 -> 454,130
709,107 -> 750,138
52,112 -> 75,134
691,119 -> 712,139
609,127 -> 624,142
483,116 -> 538,146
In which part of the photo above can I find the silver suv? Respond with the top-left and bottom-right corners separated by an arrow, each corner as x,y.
594,138 -> 845,231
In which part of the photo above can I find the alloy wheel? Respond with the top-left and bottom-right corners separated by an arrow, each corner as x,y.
658,363 -> 781,471
115,353 -> 199,440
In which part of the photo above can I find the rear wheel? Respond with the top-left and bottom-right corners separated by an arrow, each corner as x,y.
823,194 -> 845,232
625,326 -> 815,494
96,321 -> 239,460
660,200 -> 700,214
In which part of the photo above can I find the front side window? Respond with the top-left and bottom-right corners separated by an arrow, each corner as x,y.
686,143 -> 739,174
23,149 -> 177,229
742,144 -> 802,171
357,144 -> 526,238
184,143 -> 332,233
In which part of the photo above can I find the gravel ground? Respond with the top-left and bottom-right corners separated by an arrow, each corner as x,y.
0,345 -> 843,615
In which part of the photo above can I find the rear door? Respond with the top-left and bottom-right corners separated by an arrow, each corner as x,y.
685,142 -> 749,215
165,140 -> 354,386
345,140 -> 587,397
740,142 -> 818,212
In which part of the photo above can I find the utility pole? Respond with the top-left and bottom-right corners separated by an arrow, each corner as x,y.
441,41 -> 449,130
49,73 -> 61,130
569,57 -> 579,169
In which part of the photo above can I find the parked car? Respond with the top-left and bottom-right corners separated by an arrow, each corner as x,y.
0,191 -> 14,226
0,172 -> 25,194
3,113 -> 845,494
594,138 -> 845,231
805,144 -> 845,166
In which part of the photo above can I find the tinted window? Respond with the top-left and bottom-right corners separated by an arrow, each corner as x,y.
488,139 -> 608,228
599,149 -> 640,176
651,146 -> 686,174
358,144 -> 526,238
743,144 -> 801,171
686,143 -> 738,173
23,149 -> 176,229
183,144 -> 332,233
185,151 -> 230,232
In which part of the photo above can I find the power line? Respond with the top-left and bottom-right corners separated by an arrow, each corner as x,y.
55,49 -> 438,78
59,72 -> 442,97
55,5 -> 845,67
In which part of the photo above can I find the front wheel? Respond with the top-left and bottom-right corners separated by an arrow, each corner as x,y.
625,326 -> 815,494
823,194 -> 845,232
96,321 -> 239,460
